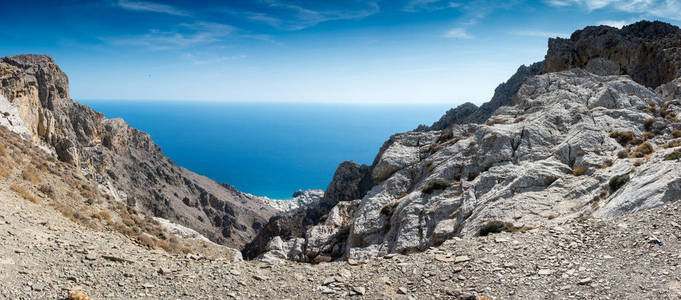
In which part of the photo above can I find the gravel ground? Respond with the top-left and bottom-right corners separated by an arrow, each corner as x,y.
2,178 -> 681,300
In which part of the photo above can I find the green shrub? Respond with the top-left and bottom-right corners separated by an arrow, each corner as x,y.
422,179 -> 451,194
664,151 -> 681,161
609,174 -> 630,191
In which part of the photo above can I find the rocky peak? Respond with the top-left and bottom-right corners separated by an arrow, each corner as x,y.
545,20 -> 681,88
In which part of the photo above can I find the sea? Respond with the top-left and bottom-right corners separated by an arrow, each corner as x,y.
79,100 -> 454,199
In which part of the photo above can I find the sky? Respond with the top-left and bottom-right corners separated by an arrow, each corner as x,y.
0,0 -> 680,104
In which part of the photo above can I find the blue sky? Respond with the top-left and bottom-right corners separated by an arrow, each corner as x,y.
1,0 -> 680,103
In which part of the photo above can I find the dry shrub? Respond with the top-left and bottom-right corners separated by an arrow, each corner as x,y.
672,130 -> 681,138
644,118 -> 656,131
0,165 -> 9,178
609,131 -> 633,145
22,166 -> 42,184
53,203 -> 76,222
572,165 -> 587,176
80,184 -> 96,200
600,159 -> 614,169
642,131 -> 656,140
617,149 -> 629,159
0,141 -> 6,157
478,220 -> 532,236
631,142 -> 654,158
664,139 -> 681,148
93,210 -> 112,222
10,184 -> 41,204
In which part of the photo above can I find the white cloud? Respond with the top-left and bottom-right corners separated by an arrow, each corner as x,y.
509,30 -> 569,38
445,27 -> 472,39
114,0 -> 190,16
544,0 -> 681,20
599,19 -> 628,28
230,1 -> 380,31
109,22 -> 235,50
403,0 -> 461,12
183,53 -> 248,65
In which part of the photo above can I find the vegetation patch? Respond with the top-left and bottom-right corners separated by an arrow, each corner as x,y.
630,142 -> 654,158
664,151 -> 681,161
673,130 -> 681,138
609,131 -> 633,145
644,118 -> 656,131
10,184 -> 41,205
572,165 -> 587,176
609,174 -> 630,192
22,166 -> 42,184
422,179 -> 451,194
478,220 -> 533,236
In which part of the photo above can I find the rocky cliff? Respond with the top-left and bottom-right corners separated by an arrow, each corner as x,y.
0,55 -> 277,249
254,20 -> 681,262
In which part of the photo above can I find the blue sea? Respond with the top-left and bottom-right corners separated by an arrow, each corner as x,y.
79,100 -> 454,199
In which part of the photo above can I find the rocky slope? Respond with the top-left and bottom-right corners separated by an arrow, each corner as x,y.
3,169 -> 681,298
0,55 -> 278,249
253,20 -> 681,263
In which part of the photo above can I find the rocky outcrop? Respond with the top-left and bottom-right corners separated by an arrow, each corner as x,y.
259,20 -> 681,262
545,20 -> 681,88
244,161 -> 372,261
0,55 -> 277,249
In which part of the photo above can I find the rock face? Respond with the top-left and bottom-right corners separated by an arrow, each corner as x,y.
252,20 -> 681,262
244,161 -> 372,260
0,55 -> 277,249
545,20 -> 681,88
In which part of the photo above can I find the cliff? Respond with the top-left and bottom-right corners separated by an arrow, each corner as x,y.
0,54 -> 277,249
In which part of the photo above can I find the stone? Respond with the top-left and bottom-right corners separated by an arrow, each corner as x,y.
398,287 -> 409,295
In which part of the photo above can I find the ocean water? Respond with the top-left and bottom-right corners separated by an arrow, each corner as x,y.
79,100 -> 454,199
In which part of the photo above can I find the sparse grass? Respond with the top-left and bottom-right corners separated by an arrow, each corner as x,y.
572,165 -> 587,176
422,179 -> 451,194
485,118 -> 507,126
91,210 -> 112,222
609,174 -> 630,192
10,184 -> 41,205
22,166 -> 42,184
600,159 -> 614,169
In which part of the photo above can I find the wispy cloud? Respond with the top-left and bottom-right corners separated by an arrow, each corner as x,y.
225,1 -> 380,31
509,30 -> 569,38
403,0 -> 461,12
114,0 -> 190,16
543,0 -> 681,20
444,27 -> 472,39
440,0 -> 521,39
183,53 -> 247,65
108,22 -> 235,50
